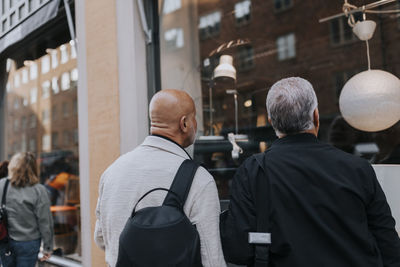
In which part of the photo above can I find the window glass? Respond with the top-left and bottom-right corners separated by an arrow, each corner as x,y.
235,0 -> 251,25
61,72 -> 70,90
198,11 -> 221,40
71,68 -> 78,84
22,69 -> 28,84
52,77 -> 59,94
60,44 -> 69,63
13,73 -> 20,88
30,87 -> 37,104
157,0 -> 400,201
163,0 -> 181,14
70,41 -> 77,59
4,47 -> 80,259
41,55 -> 50,74
51,50 -> 58,69
30,63 -> 37,80
164,28 -> 184,49
42,80 -> 50,98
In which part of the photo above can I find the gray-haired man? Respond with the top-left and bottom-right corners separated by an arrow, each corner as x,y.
220,77 -> 400,267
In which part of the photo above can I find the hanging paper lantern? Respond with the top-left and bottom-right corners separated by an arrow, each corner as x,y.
339,70 -> 400,132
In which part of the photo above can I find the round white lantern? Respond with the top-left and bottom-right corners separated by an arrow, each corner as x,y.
339,69 -> 400,132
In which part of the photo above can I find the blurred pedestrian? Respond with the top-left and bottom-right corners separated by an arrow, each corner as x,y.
0,161 -> 9,179
0,152 -> 53,267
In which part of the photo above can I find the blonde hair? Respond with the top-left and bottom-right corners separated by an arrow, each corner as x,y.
8,152 -> 39,187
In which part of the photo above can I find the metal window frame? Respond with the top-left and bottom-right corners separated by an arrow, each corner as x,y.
141,0 -> 161,101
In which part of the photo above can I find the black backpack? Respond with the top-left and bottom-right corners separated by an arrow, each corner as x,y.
116,159 -> 203,267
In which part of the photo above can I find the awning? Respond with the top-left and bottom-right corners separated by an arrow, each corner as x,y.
0,0 -> 61,56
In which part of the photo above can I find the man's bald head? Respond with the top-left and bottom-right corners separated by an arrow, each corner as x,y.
149,89 -> 197,147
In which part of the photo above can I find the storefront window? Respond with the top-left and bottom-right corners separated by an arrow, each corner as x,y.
5,41 -> 81,260
157,0 -> 400,200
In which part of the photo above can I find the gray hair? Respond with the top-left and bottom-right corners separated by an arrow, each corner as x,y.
266,77 -> 318,136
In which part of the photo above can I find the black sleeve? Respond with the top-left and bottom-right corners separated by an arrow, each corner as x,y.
365,165 -> 400,267
220,158 -> 257,266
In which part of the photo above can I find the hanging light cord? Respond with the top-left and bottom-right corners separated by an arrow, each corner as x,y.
366,40 -> 371,70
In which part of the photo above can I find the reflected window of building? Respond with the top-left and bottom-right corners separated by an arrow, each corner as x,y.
276,33 -> 296,60
18,4 -> 26,20
12,142 -> 18,154
28,0 -> 34,12
10,12 -> 15,27
13,73 -> 20,88
21,116 -> 27,130
42,109 -> 49,123
42,80 -> 50,98
52,105 -> 57,121
52,77 -> 59,94
30,87 -> 37,104
63,131 -> 69,146
274,0 -> 293,12
163,0 -> 181,14
73,99 -> 77,114
61,72 -> 70,90
42,134 -> 50,151
70,41 -> 77,59
333,70 -> 359,99
13,118 -> 19,132
2,19 -> 7,33
237,45 -> 254,71
29,137 -> 35,152
13,97 -> 19,110
164,28 -> 184,49
199,11 -> 221,40
71,68 -> 78,87
62,102 -> 69,117
235,0 -> 251,25
29,114 -> 36,128
41,55 -> 50,74
51,50 -> 58,69
21,134 -> 27,152
330,16 -> 357,45
60,44 -> 69,63
22,97 -> 28,106
22,69 -> 28,84
30,62 -> 37,80
73,128 -> 78,144
52,132 -> 58,149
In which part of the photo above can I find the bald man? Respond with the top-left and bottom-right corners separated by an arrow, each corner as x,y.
94,89 -> 226,267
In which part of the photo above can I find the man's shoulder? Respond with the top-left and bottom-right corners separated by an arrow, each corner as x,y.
190,165 -> 215,191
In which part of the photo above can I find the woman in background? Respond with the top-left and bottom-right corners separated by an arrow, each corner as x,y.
0,152 -> 53,267
0,161 -> 9,179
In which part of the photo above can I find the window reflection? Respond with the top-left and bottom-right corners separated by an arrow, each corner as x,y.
5,41 -> 81,259
158,0 -> 400,200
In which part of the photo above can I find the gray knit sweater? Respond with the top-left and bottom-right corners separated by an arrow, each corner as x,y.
0,178 -> 54,252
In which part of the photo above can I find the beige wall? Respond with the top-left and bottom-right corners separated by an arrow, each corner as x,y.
77,0 -> 149,265
78,0 -> 120,266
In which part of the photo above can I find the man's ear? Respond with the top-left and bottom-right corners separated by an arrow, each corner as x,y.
268,117 -> 272,125
313,108 -> 320,129
180,116 -> 188,133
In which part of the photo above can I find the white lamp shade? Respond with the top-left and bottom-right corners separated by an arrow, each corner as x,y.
339,70 -> 400,132
352,20 -> 376,41
214,55 -> 236,80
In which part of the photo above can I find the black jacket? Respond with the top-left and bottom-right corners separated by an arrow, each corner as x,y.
220,133 -> 400,267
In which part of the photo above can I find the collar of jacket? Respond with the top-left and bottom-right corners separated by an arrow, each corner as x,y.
142,134 -> 193,159
273,133 -> 318,146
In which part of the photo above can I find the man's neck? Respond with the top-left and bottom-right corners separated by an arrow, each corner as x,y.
278,129 -> 318,139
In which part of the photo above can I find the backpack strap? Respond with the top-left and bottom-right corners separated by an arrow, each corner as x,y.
1,179 -> 9,208
253,153 -> 271,267
163,159 -> 199,208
